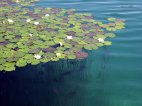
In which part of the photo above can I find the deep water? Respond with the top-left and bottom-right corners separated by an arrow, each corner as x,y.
0,0 -> 142,106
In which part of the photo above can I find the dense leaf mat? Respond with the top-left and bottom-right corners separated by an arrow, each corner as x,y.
0,0 -> 125,71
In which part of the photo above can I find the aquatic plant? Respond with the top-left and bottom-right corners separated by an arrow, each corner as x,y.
0,0 -> 125,71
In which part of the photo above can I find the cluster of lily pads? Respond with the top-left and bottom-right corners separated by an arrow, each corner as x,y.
0,0 -> 125,71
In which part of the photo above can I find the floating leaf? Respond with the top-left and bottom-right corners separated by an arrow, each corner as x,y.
51,57 -> 59,61
84,44 -> 98,50
2,62 -> 16,71
93,34 -> 106,39
16,59 -> 27,67
4,66 -> 15,71
6,57 -> 18,62
104,41 -> 112,45
67,54 -> 76,59
40,58 -> 50,63
75,51 -> 88,59
31,59 -> 40,65
84,44 -> 93,50
108,17 -> 116,21
28,48 -> 41,54
0,59 -> 6,64
0,65 -> 4,71
105,33 -> 116,38
14,51 -> 26,58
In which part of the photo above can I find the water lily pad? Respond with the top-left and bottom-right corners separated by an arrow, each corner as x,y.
6,57 -> 18,62
0,65 -> 4,71
43,53 -> 56,58
51,57 -> 59,61
0,59 -> 6,64
16,59 -> 27,67
104,41 -> 112,45
67,54 -> 76,59
42,47 -> 56,53
28,48 -> 41,54
93,34 -> 106,39
105,33 -> 116,38
75,51 -> 88,59
40,58 -> 50,63
84,44 -> 98,50
14,51 -> 26,58
0,37 -> 5,42
108,17 -> 116,21
4,66 -> 15,71
31,59 -> 40,65
6,43 -> 17,48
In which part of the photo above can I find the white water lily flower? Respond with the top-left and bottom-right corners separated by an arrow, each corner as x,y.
45,14 -> 50,17
56,53 -> 61,57
16,0 -> 19,3
29,33 -> 33,37
34,21 -> 39,25
7,19 -> 13,23
59,42 -> 63,46
34,54 -> 41,59
98,38 -> 105,43
67,36 -> 73,40
26,19 -> 31,22
2,21 -> 5,24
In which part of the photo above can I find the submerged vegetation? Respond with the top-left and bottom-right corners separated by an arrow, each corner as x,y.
0,0 -> 125,71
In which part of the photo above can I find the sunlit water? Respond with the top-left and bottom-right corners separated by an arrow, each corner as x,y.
0,0 -> 142,106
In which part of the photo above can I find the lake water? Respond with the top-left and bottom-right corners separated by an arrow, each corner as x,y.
0,0 -> 142,106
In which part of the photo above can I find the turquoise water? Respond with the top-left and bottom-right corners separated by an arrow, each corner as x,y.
0,0 -> 142,106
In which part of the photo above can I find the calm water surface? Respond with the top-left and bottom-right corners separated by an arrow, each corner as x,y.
0,0 -> 142,106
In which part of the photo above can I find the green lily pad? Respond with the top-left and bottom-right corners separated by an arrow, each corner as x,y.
14,51 -> 26,58
84,44 -> 98,50
0,38 -> 5,42
40,58 -> 50,63
0,59 -> 6,64
16,59 -> 27,67
93,34 -> 106,39
6,44 -> 17,48
108,17 -> 116,21
104,41 -> 112,45
51,57 -> 59,61
0,65 -> 4,71
4,66 -> 16,71
105,33 -> 116,38
67,54 -> 76,59
31,59 -> 40,65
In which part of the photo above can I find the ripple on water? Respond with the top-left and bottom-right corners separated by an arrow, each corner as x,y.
1,0 -> 142,106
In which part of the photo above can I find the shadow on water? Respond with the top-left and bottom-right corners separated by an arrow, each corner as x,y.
1,45 -> 137,106
89,46 -> 110,106
0,59 -> 87,106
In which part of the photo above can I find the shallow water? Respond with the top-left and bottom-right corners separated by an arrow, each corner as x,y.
1,0 -> 142,106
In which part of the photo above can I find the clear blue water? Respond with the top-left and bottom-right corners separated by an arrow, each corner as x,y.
0,0 -> 142,106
